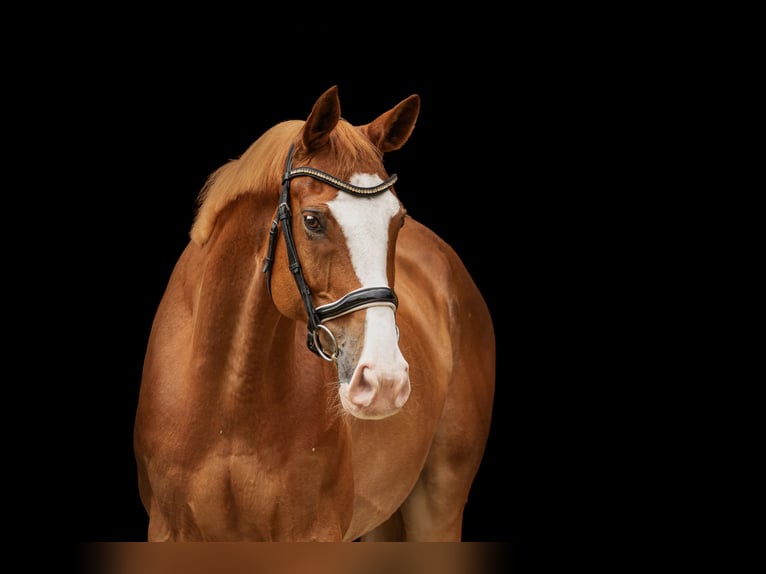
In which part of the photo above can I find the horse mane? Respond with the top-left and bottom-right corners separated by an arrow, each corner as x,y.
190,120 -> 301,245
190,119 -> 383,246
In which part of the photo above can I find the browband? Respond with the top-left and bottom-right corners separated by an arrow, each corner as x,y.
283,166 -> 398,196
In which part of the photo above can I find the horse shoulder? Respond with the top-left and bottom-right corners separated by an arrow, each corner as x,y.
135,241 -> 209,503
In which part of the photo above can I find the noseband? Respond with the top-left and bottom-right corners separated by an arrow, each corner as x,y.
262,144 -> 399,361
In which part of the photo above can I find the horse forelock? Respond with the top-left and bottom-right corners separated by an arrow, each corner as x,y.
190,120 -> 385,246
295,120 -> 384,180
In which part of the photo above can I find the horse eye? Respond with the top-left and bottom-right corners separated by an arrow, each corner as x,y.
303,214 -> 324,233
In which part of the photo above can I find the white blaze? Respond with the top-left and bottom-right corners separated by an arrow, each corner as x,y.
327,173 -> 399,286
327,173 -> 401,360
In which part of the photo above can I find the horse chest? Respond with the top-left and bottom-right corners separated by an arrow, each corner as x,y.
162,409 -> 433,541
178,443 -> 354,541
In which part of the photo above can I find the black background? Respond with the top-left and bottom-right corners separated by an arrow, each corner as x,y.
11,12 -> 685,573
28,35 -> 604,565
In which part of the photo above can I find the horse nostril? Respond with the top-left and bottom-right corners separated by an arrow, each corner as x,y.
348,368 -> 376,407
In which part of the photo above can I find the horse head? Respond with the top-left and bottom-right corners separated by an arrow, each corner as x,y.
265,86 -> 420,420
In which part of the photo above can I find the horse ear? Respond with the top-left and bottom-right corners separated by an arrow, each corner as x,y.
302,85 -> 341,152
360,94 -> 420,153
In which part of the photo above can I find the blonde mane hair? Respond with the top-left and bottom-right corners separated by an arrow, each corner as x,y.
190,119 -> 383,246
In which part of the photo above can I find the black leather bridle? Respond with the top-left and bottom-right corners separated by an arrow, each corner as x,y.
262,144 -> 399,361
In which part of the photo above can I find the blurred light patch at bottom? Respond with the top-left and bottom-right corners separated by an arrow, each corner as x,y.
82,542 -> 511,574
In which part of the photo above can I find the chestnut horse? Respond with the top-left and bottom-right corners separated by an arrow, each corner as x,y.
133,86 -> 495,541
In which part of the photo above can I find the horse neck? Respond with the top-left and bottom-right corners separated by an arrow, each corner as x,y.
190,194 -> 336,414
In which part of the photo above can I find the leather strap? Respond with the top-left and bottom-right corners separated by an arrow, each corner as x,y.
262,144 -> 400,359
